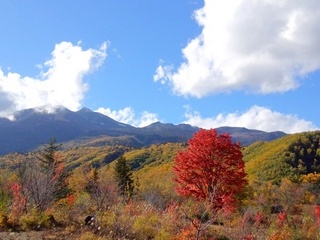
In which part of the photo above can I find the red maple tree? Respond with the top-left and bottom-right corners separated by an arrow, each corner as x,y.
173,129 -> 247,212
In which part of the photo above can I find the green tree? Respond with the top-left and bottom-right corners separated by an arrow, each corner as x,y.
114,156 -> 134,197
37,137 -> 62,169
13,137 -> 67,212
36,137 -> 67,199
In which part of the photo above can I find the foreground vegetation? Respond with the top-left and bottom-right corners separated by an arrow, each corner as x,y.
0,131 -> 320,239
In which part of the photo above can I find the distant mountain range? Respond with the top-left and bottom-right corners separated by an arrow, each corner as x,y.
0,106 -> 286,156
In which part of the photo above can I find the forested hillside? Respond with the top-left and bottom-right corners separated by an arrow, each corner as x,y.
1,131 -> 320,239
244,131 -> 320,183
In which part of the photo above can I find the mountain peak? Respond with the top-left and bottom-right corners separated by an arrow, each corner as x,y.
0,106 -> 287,156
77,107 -> 93,113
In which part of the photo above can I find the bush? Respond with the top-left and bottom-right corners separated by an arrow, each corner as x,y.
0,212 -> 9,228
20,209 -> 55,230
133,213 -> 161,239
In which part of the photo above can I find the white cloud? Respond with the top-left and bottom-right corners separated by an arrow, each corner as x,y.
138,111 -> 159,128
96,107 -> 135,125
0,41 -> 107,119
155,0 -> 320,97
183,105 -> 319,134
96,107 -> 158,128
154,63 -> 173,85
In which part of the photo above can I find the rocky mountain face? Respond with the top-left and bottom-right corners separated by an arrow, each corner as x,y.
0,107 -> 286,155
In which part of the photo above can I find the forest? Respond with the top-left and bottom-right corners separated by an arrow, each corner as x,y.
0,130 -> 320,239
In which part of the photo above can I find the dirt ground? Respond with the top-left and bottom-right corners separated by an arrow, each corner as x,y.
0,228 -> 90,240
0,231 -> 44,240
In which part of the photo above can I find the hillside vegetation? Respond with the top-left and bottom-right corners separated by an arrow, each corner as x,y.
244,131 -> 320,183
1,131 -> 320,239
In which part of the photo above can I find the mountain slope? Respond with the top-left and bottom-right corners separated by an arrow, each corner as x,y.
2,131 -> 316,187
124,131 -> 320,194
244,131 -> 320,183
216,126 -> 286,146
0,106 -> 136,155
0,107 -> 286,155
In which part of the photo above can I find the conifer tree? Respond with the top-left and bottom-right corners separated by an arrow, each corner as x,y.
13,137 -> 67,212
36,137 -> 67,199
114,156 -> 134,197
37,137 -> 62,168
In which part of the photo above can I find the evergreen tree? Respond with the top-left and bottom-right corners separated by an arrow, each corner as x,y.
114,156 -> 134,197
36,137 -> 67,201
13,137 -> 68,212
37,137 -> 62,169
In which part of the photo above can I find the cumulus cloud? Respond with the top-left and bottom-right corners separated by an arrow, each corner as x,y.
154,0 -> 320,97
183,105 -> 319,134
96,107 -> 159,128
0,41 -> 107,119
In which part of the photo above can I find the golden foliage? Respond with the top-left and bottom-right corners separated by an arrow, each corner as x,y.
244,131 -> 320,183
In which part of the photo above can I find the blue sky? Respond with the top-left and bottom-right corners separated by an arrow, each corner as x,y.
0,0 -> 319,133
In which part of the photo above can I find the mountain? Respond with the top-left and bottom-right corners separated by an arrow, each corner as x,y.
215,126 -> 286,146
0,106 -> 286,156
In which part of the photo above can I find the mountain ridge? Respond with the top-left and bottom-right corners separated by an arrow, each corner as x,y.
0,106 -> 286,155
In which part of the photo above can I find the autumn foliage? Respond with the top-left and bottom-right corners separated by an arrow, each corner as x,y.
9,183 -> 26,220
2,132 -> 320,238
173,129 -> 247,212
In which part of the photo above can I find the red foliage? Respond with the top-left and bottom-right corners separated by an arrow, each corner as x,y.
277,212 -> 287,227
242,212 -> 251,227
10,183 -> 27,218
173,129 -> 247,212
254,211 -> 264,225
314,205 -> 320,223
66,193 -> 77,206
243,233 -> 256,240
173,223 -> 196,240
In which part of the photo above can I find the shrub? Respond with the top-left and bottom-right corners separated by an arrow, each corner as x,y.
268,227 -> 294,240
20,209 -> 54,230
133,213 -> 161,239
0,212 -> 9,228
